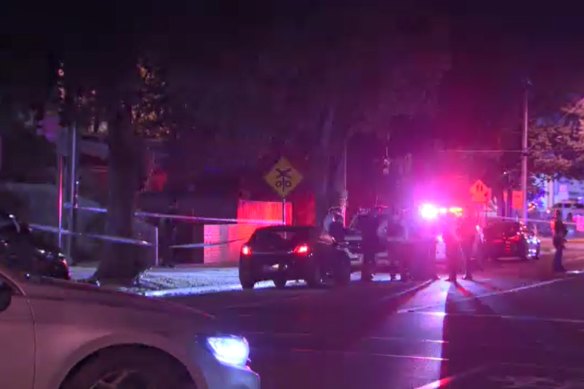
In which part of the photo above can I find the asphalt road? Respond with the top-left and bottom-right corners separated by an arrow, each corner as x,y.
171,258 -> 584,389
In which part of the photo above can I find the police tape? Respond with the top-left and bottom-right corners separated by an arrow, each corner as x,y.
65,204 -> 284,226
30,223 -> 242,249
488,215 -> 577,225
487,215 -> 584,232
29,224 -> 153,246
170,239 -> 244,249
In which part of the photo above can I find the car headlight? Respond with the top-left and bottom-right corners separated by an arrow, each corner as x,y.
206,336 -> 249,367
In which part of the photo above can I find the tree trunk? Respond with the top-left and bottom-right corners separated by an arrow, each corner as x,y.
312,105 -> 336,228
93,106 -> 145,284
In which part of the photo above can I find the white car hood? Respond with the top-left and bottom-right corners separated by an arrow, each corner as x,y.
20,278 -> 215,321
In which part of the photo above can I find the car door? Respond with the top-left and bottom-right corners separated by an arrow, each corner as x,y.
0,271 -> 35,389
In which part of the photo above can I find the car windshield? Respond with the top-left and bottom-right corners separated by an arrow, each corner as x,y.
485,222 -> 520,237
250,228 -> 312,249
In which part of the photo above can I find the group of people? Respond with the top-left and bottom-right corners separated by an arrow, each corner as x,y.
440,212 -> 480,282
325,206 -> 483,283
320,204 -> 572,282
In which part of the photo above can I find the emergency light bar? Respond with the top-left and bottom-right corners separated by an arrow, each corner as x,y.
419,203 -> 463,220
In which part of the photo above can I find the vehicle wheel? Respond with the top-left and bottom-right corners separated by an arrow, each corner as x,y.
534,245 -> 541,260
273,277 -> 287,289
239,268 -> 256,290
62,347 -> 194,389
305,261 -> 322,288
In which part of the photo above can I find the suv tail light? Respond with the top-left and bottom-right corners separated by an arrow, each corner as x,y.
293,243 -> 310,256
241,245 -> 252,256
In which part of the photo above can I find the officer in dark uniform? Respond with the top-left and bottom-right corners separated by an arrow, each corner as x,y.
329,213 -> 346,243
459,215 -> 477,280
381,208 -> 407,281
442,214 -> 462,283
360,208 -> 380,282
553,210 -> 568,272
160,199 -> 179,267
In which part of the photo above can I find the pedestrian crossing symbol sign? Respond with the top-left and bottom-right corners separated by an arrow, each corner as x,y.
265,157 -> 303,198
470,179 -> 491,204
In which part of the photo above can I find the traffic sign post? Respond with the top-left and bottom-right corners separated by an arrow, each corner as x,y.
265,157 -> 303,224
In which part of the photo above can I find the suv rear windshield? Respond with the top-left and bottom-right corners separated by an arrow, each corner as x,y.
250,228 -> 312,249
484,222 -> 521,238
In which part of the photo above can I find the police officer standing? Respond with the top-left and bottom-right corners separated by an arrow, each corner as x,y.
329,213 -> 346,243
379,208 -> 408,281
442,214 -> 463,283
553,210 -> 568,272
459,215 -> 477,280
159,198 -> 179,268
360,208 -> 380,282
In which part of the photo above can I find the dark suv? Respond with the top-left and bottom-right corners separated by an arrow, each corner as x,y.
482,221 -> 540,261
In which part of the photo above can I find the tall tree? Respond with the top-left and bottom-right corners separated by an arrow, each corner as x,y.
240,4 -> 450,221
530,97 -> 584,180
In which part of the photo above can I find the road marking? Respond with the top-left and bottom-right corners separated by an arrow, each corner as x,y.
486,371 -> 584,388
414,365 -> 488,389
397,278 -> 569,314
291,348 -> 447,362
244,331 -> 447,344
367,336 -> 446,344
405,311 -> 584,325
499,362 -> 584,372
224,280 -> 434,311
224,292 -> 316,310
377,279 -> 435,302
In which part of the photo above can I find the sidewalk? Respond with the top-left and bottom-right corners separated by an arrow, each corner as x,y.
70,263 -> 247,297
70,244 -> 584,298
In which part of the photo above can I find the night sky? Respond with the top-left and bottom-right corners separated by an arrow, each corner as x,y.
3,0 -> 584,143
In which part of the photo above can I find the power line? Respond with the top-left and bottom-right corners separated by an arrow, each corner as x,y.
439,149 -> 523,153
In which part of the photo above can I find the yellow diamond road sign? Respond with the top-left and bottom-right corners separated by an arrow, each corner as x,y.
470,179 -> 491,204
265,157 -> 303,198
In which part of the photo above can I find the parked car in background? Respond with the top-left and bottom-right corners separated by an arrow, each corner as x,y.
0,212 -> 69,280
0,265 -> 260,389
482,221 -> 540,260
239,226 -> 351,289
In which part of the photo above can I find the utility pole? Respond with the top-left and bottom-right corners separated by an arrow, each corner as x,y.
521,78 -> 531,223
56,60 -> 67,249
65,123 -> 78,259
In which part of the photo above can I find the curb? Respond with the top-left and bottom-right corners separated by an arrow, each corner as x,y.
142,284 -> 244,298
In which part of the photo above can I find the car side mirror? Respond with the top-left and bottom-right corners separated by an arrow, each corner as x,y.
0,281 -> 12,312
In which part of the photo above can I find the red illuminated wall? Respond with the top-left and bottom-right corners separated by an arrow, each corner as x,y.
237,199 -> 293,224
203,200 -> 293,264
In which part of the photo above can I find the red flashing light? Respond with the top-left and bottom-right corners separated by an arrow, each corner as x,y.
241,245 -> 252,256
293,244 -> 310,256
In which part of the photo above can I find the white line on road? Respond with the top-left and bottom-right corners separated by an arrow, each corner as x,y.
498,361 -> 584,372
405,311 -> 584,325
290,348 -> 447,362
377,279 -> 435,302
243,330 -> 447,344
224,280 -> 435,312
414,365 -> 488,389
397,278 -> 571,314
